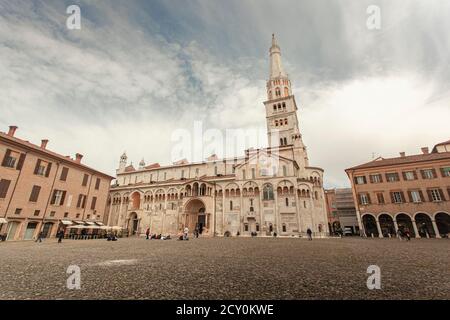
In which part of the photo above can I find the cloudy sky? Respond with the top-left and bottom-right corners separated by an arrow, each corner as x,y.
1,0 -> 449,188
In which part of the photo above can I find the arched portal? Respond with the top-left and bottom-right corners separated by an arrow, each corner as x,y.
435,212 -> 450,237
184,199 -> 207,234
396,213 -> 415,237
415,213 -> 435,238
378,214 -> 395,237
362,214 -> 378,237
128,212 -> 139,236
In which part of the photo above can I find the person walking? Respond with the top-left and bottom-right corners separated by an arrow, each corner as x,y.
306,228 -> 312,241
57,229 -> 64,243
145,227 -> 150,240
397,229 -> 403,241
183,226 -> 189,240
404,228 -> 411,241
35,231 -> 44,243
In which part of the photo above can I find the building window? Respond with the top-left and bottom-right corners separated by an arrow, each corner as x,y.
285,197 -> 289,206
370,174 -> 382,183
164,172 -> 167,180
1,149 -> 24,169
34,159 -> 51,177
76,194 -> 87,209
86,214 -> 90,219
256,223 -> 260,232
181,170 -> 184,179
14,208 -> 22,215
421,169 -> 435,179
403,171 -> 416,181
282,224 -> 287,232
51,190 -> 66,206
355,176 -> 367,185
391,192 -> 404,204
29,185 -> 41,202
64,212 -> 69,218
50,211 -> 56,217
76,213 -> 80,218
386,173 -> 400,182
376,192 -> 385,204
90,196 -> 97,210
230,201 -> 233,210
441,167 -> 450,177
0,179 -> 11,198
359,193 -> 370,205
429,189 -> 443,202
60,167 -> 69,181
244,224 -> 249,232
34,210 -> 40,216
82,174 -> 89,186
263,185 -> 274,201
95,178 -> 101,190
410,190 -> 422,203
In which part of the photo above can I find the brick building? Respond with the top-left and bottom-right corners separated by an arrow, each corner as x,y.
0,126 -> 114,240
346,140 -> 450,238
325,188 -> 358,235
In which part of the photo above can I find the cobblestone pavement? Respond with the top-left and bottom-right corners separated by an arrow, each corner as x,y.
0,237 -> 448,300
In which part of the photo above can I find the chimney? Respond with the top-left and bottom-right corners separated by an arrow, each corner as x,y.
421,147 -> 429,154
40,139 -> 49,149
75,153 -> 83,163
399,152 -> 405,157
7,125 -> 18,137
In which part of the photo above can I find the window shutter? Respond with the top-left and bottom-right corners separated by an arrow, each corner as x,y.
447,188 -> 450,198
420,170 -> 426,179
34,159 -> 41,174
16,153 -> 26,170
60,191 -> 67,206
82,195 -> 86,209
413,171 -> 418,180
390,192 -> 395,204
29,185 -> 41,202
367,193 -> 371,204
418,190 -> 425,202
354,177 -> 358,184
402,172 -> 407,181
357,194 -> 362,205
60,167 -> 69,181
426,190 -> 433,202
95,178 -> 100,190
91,197 -> 97,210
369,175 -> 373,183
400,192 -> 406,203
438,189 -> 446,201
0,179 -> 12,198
431,168 -> 437,178
407,191 -> 413,202
1,149 -> 11,167
379,174 -> 383,183
45,162 -> 52,177
76,194 -> 82,208
50,190 -> 57,205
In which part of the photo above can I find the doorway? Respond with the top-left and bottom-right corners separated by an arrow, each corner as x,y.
24,222 -> 38,240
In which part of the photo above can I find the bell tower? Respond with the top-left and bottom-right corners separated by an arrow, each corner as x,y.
264,34 -> 309,168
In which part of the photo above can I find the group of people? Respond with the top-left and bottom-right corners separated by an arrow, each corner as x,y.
145,228 -> 172,240
396,227 -> 411,241
144,224 -> 204,241
34,229 -> 65,243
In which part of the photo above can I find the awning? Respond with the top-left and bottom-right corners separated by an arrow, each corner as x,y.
85,221 -> 96,225
95,222 -> 104,226
61,220 -> 73,225
0,218 -> 8,224
73,221 -> 85,225
67,224 -> 100,229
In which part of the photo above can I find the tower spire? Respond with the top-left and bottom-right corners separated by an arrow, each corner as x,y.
269,33 -> 286,79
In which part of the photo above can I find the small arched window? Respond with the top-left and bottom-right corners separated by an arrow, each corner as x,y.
280,138 -> 284,146
230,201 -> 233,210
283,137 -> 288,145
282,224 -> 287,232
256,223 -> 260,232
285,197 -> 289,206
275,120 -> 278,127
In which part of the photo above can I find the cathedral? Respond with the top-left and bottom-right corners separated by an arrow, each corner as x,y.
106,35 -> 328,237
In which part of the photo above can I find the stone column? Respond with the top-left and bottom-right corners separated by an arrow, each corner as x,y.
393,219 -> 399,233
431,219 -> 441,239
258,186 -> 264,235
274,188 -> 280,235
239,188 -> 243,235
411,220 -> 420,238
375,218 -> 383,238
222,191 -> 226,235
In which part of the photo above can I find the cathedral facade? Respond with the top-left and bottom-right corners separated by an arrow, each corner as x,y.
105,35 -> 328,237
